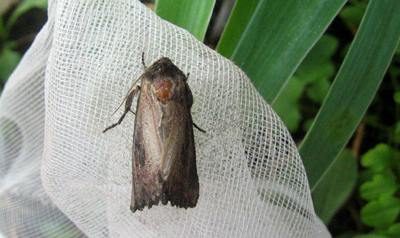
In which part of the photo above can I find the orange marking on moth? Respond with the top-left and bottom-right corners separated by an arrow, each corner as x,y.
154,80 -> 173,100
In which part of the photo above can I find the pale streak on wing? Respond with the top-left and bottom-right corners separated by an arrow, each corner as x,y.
141,88 -> 163,165
159,101 -> 187,181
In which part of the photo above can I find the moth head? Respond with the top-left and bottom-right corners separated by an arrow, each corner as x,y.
145,57 -> 187,103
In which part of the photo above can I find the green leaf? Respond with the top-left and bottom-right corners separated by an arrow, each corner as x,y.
352,235 -> 391,238
386,223 -> 400,237
393,91 -> 400,104
303,118 -> 315,133
216,0 -> 260,58
299,0 -> 400,190
376,222 -> 400,238
6,0 -> 48,31
339,2 -> 368,32
312,149 -> 357,224
296,34 -> 339,83
361,143 -> 399,173
155,0 -> 216,41
299,34 -> 338,104
0,47 -> 22,82
272,76 -> 304,131
360,174 -> 400,201
361,195 -> 400,229
334,232 -> 359,238
227,0 -> 347,104
273,34 -> 337,131
306,76 -> 332,104
395,121 -> 400,142
0,13 -> 7,39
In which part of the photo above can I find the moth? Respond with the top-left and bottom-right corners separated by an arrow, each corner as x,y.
103,55 -> 204,212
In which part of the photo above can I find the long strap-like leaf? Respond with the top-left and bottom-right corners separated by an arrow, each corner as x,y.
219,0 -> 347,104
155,0 -> 216,41
299,0 -> 400,191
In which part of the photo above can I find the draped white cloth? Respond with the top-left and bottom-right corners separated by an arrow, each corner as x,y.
0,1 -> 330,237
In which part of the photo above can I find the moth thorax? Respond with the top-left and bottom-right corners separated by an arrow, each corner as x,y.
154,79 -> 173,102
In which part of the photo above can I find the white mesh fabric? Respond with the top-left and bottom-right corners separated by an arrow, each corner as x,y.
0,0 -> 331,237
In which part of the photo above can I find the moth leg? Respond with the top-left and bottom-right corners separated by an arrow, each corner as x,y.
103,86 -> 141,133
193,123 -> 206,133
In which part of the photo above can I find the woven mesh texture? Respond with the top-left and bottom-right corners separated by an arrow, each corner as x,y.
0,1 -> 330,237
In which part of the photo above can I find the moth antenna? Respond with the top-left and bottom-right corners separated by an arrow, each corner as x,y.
103,85 -> 141,133
193,123 -> 206,133
110,55 -> 146,117
142,52 -> 147,69
111,83 -> 141,117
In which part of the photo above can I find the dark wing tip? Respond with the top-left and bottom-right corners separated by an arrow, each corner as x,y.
130,191 -> 170,213
164,185 -> 199,209
130,191 -> 198,212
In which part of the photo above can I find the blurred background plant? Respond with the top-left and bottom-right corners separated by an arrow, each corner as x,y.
2,0 -> 400,237
0,0 -> 47,93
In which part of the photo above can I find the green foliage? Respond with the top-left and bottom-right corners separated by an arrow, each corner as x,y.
299,0 -> 400,192
272,76 -> 303,131
219,0 -> 347,104
361,144 -> 400,174
361,196 -> 400,228
360,173 -> 399,201
359,144 -> 400,237
339,0 -> 368,34
356,81 -> 400,237
272,34 -> 338,131
0,44 -> 21,84
352,235 -> 393,238
5,0 -> 48,31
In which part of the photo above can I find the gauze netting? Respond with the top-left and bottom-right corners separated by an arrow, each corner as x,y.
0,0 -> 331,237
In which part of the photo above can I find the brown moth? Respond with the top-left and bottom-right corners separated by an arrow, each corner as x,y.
103,55 -> 204,212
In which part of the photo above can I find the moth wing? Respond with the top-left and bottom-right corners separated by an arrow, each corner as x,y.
161,83 -> 199,208
130,82 -> 165,212
162,115 -> 199,208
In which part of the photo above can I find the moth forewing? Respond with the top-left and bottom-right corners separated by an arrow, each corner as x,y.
103,57 -> 200,212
